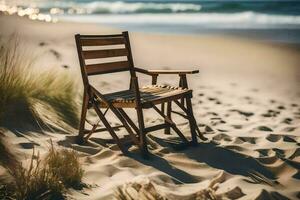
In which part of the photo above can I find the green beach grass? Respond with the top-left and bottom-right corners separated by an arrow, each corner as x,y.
0,36 -> 79,131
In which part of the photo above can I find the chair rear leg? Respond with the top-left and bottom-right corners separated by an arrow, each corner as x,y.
136,107 -> 149,158
152,105 -> 189,144
164,102 -> 171,135
185,96 -> 198,145
77,91 -> 89,144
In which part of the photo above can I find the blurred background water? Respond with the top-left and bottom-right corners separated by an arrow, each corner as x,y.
2,0 -> 300,43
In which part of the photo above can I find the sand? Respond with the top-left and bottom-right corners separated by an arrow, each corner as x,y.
0,15 -> 300,199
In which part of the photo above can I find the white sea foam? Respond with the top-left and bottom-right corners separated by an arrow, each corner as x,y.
83,1 -> 201,14
57,12 -> 300,28
2,0 -> 202,14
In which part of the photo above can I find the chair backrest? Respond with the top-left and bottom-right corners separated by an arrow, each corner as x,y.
75,31 -> 135,87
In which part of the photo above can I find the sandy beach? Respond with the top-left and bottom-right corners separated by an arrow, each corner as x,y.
0,14 -> 300,199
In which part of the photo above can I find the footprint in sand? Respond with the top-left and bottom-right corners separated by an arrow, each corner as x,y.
282,118 -> 293,124
208,97 -> 217,101
217,129 -> 228,132
256,149 -> 271,157
62,64 -> 69,69
49,49 -> 61,60
207,112 -> 218,116
205,125 -> 214,133
221,186 -> 245,199
272,148 -> 285,158
210,117 -> 226,126
237,136 -> 257,144
282,127 -> 297,132
244,96 -> 252,100
232,125 -> 243,129
213,133 -> 232,142
233,137 -> 245,144
261,109 -> 279,117
266,134 -> 281,142
283,135 -> 297,143
39,41 -> 48,46
294,112 -> 300,118
229,109 -> 254,117
197,123 -> 206,127
215,100 -> 222,105
257,126 -> 273,132
277,105 -> 285,110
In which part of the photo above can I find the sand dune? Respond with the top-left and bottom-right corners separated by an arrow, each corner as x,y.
0,15 -> 300,199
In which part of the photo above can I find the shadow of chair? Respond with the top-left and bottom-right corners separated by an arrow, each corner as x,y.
148,136 -> 277,185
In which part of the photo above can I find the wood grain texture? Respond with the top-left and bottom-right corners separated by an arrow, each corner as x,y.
82,48 -> 128,59
80,37 -> 125,46
86,61 -> 130,75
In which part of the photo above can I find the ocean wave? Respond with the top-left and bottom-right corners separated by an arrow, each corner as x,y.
5,0 -> 300,15
83,1 -> 201,14
5,1 -> 202,14
58,12 -> 300,27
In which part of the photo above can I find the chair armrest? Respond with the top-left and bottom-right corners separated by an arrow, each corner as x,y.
134,68 -> 199,75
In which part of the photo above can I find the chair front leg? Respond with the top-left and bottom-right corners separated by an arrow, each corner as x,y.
185,96 -> 198,145
136,106 -> 149,158
132,76 -> 149,158
77,90 -> 89,144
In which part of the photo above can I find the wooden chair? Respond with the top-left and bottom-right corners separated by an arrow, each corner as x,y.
75,31 -> 206,157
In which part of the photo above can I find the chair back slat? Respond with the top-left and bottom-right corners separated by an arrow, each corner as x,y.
82,48 -> 128,59
75,32 -> 134,79
80,37 -> 125,46
86,61 -> 130,75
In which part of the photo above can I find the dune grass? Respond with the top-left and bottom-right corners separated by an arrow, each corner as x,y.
6,143 -> 84,200
45,141 -> 84,189
0,37 -> 79,130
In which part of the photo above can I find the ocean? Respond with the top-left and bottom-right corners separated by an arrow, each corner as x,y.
2,0 -> 300,43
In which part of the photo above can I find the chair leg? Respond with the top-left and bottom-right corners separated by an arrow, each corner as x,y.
136,106 -> 149,158
118,108 -> 140,136
186,97 -> 198,145
109,107 -> 140,147
92,103 -> 127,154
164,102 -> 171,135
152,105 -> 189,144
174,99 -> 208,142
77,91 -> 89,144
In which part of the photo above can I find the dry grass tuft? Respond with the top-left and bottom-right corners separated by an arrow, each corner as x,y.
0,36 -> 79,130
9,152 -> 65,200
45,142 -> 84,189
5,143 -> 83,200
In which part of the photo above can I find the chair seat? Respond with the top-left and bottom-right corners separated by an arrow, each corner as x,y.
97,85 -> 192,108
